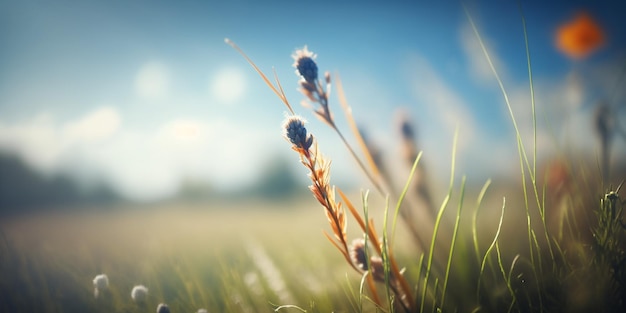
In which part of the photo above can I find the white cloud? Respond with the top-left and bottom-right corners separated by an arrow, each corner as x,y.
0,107 -> 121,174
210,67 -> 247,104
92,131 -> 181,200
135,62 -> 169,100
89,117 -> 278,200
0,106 -> 280,201
63,106 -> 121,143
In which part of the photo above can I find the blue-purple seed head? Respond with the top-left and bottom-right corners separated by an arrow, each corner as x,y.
296,57 -> 318,83
283,116 -> 312,150
293,46 -> 318,84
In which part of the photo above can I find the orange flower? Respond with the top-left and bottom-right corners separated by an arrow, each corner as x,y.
556,12 -> 605,60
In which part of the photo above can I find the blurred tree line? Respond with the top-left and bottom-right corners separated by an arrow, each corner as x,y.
0,152 -> 305,215
0,153 -> 119,214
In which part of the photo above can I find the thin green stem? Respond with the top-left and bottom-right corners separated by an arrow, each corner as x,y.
381,193 -> 395,313
420,127 -> 458,313
477,197 -> 506,301
440,176 -> 466,310
392,151 -> 424,246
463,6 -> 533,182
495,243 -> 518,313
518,0 -> 537,181
464,11 -> 538,265
473,179 -> 492,265
519,1 -> 556,266
506,255 -> 521,313
517,138 -> 536,269
413,253 -> 425,307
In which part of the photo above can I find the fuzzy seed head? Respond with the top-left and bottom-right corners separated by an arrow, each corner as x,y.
293,46 -> 318,84
349,238 -> 368,271
131,285 -> 149,302
156,303 -> 170,313
283,116 -> 313,150
93,274 -> 109,291
93,274 -> 109,298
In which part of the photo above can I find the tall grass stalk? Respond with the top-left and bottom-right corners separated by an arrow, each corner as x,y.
381,195 -> 395,312
361,190 -> 386,309
419,127 -> 459,313
472,180 -> 492,265
224,39 -> 294,115
462,7 -> 539,271
391,151 -> 424,246
495,242 -> 519,312
506,254 -> 522,313
440,176 -> 466,309
413,253 -> 425,309
519,1 -> 557,267
518,1 -> 537,180
477,198 -> 506,301
462,9 -> 558,310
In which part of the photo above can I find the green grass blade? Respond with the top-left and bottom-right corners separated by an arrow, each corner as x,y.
440,176 -> 467,310
420,127 -> 458,313
392,151 -> 424,246
472,179 -> 492,265
477,197 -> 506,301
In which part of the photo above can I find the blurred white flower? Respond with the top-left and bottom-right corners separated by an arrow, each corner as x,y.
156,303 -> 170,313
197,309 -> 208,313
92,274 -> 109,298
131,285 -> 149,302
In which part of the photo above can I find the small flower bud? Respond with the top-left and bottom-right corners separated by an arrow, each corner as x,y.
283,116 -> 313,150
292,46 -> 318,84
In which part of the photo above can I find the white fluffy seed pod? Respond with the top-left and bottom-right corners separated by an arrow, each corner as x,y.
131,285 -> 149,302
92,274 -> 109,298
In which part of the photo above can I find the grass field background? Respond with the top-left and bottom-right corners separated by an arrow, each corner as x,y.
0,179 -> 561,313
1,199 -> 373,312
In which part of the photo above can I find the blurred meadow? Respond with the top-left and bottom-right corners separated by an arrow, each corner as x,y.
0,200 -> 361,312
2,0 -> 626,312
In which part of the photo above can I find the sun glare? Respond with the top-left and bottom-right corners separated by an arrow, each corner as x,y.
135,62 -> 170,100
211,67 -> 246,104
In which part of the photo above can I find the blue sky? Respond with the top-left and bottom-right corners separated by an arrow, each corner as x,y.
1,0 -> 625,200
